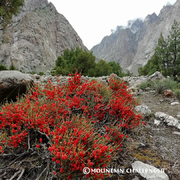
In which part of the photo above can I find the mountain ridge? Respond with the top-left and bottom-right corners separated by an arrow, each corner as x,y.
0,0 -> 86,73
91,1 -> 179,75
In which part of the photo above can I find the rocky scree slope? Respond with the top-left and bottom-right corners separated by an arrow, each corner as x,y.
91,1 -> 180,75
0,0 -> 86,73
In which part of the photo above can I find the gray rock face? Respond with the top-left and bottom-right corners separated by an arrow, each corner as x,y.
91,19 -> 145,69
0,71 -> 34,103
0,0 -> 86,73
91,2 -> 178,75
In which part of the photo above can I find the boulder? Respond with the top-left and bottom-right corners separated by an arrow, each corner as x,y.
155,112 -> 180,130
148,71 -> 165,81
131,161 -> 169,180
0,71 -> 34,103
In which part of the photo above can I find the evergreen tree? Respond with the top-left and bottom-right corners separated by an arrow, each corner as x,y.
94,60 -> 112,76
108,61 -> 126,77
0,0 -> 24,30
73,50 -> 96,75
54,47 -> 127,77
138,20 -> 180,79
168,20 -> 180,78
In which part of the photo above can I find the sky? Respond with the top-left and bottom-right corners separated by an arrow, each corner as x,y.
49,0 -> 177,50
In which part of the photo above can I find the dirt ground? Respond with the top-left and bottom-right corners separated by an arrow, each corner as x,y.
128,91 -> 180,180
137,90 -> 180,117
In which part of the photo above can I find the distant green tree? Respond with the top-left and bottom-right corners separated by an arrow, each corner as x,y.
108,61 -> 127,77
138,52 -> 161,76
9,62 -> 16,70
54,47 -> 96,76
53,47 -> 127,77
168,20 -> 180,78
0,0 -> 24,30
73,50 -> 96,75
94,60 -> 112,77
0,64 -> 7,70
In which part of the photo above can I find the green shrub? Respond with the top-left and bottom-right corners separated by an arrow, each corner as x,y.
38,72 -> 45,76
53,47 -> 128,77
138,81 -> 154,90
9,63 -> 16,70
0,64 -> 7,71
152,78 -> 179,94
174,89 -> 180,100
29,71 -> 36,75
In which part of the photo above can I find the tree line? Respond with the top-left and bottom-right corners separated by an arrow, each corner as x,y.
52,47 -> 127,77
138,20 -> 180,80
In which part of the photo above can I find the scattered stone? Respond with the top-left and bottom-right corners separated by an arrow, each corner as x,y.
176,112 -> 180,119
131,161 -> 169,180
131,176 -> 140,180
173,132 -> 180,136
164,89 -> 173,97
135,104 -> 151,117
0,71 -> 34,103
154,119 -> 161,126
171,102 -> 179,106
155,112 -> 180,130
148,71 -> 165,81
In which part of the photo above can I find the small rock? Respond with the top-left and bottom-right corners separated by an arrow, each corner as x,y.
173,131 -> 180,136
154,119 -> 161,126
135,104 -> 151,117
164,89 -> 173,97
132,176 -> 140,180
171,102 -> 179,106
176,112 -> 180,119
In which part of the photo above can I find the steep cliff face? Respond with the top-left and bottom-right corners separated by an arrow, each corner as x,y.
128,0 -> 179,74
91,13 -> 159,71
0,0 -> 86,73
91,1 -> 177,75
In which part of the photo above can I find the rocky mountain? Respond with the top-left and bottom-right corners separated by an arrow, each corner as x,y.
91,0 -> 180,75
0,0 -> 86,73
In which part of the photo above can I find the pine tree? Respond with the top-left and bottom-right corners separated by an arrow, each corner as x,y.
168,20 -> 180,78
0,0 -> 24,30
138,20 -> 180,79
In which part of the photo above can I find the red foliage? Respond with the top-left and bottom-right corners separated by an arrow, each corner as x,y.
0,71 -> 142,179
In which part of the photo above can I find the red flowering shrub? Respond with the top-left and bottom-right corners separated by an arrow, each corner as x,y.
0,71 -> 142,179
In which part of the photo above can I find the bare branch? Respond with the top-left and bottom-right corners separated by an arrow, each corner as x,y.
35,165 -> 48,180
17,168 -> 25,180
9,170 -> 21,180
37,130 -> 52,145
0,171 -> 7,178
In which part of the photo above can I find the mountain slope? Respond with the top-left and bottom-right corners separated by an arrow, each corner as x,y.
0,0 -> 86,73
128,0 -> 180,74
91,1 -> 179,75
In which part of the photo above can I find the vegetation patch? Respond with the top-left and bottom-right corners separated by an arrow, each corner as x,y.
52,47 -> 128,77
0,71 -> 143,179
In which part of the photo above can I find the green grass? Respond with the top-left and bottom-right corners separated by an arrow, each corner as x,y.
139,78 -> 180,99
